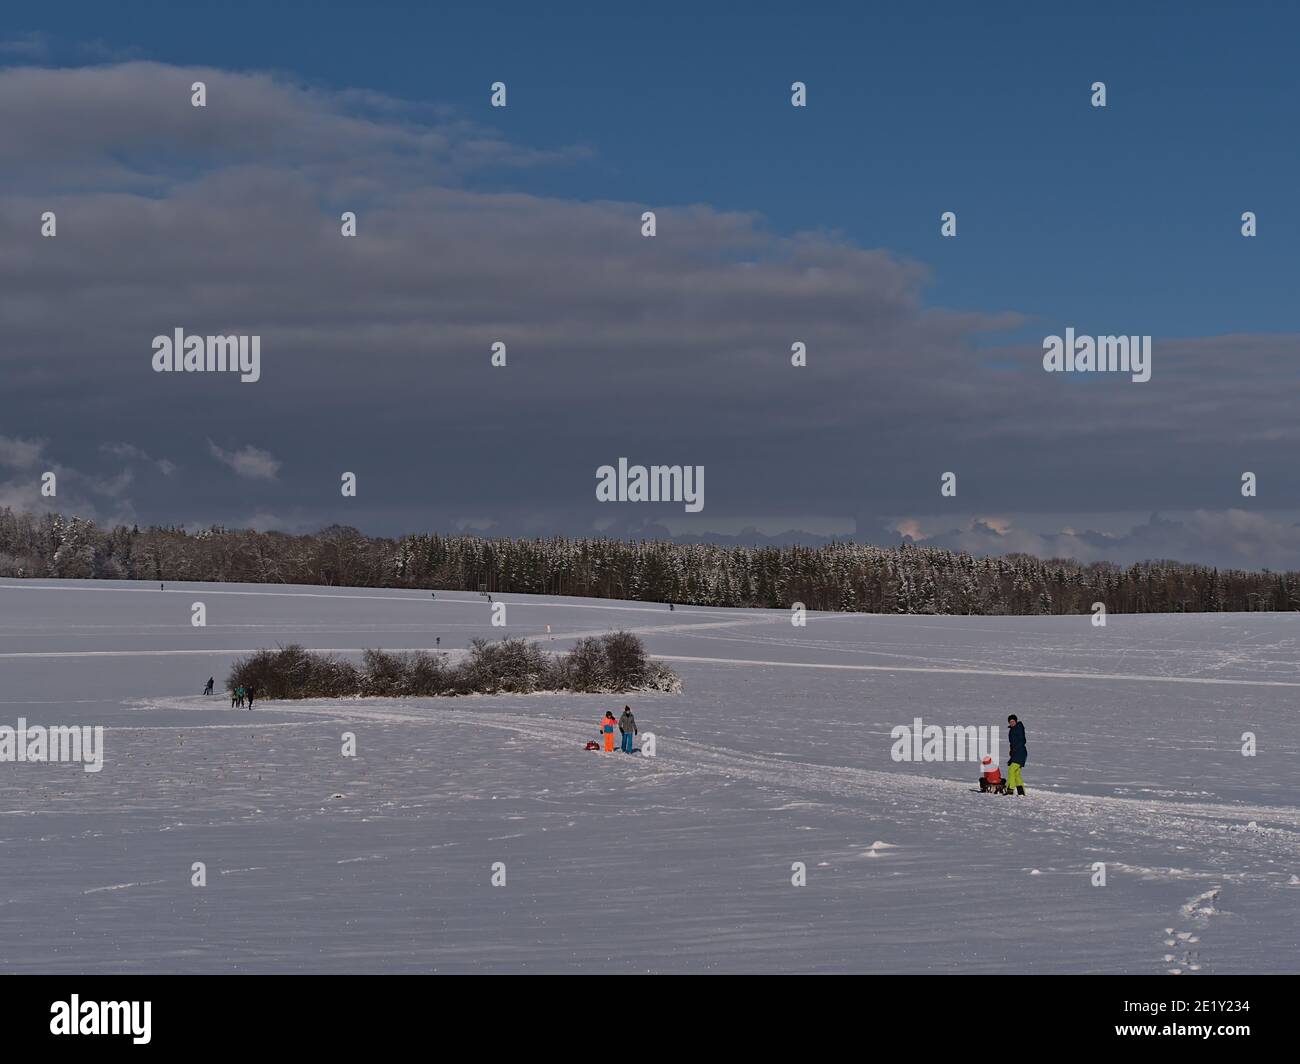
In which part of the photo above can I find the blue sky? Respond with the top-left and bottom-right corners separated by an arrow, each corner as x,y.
2,3 -> 1299,568
11,1 -> 1297,337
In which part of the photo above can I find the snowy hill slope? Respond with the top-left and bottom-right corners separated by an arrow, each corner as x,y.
0,579 -> 1295,973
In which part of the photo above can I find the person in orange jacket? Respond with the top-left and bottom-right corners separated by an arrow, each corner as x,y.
599,710 -> 617,752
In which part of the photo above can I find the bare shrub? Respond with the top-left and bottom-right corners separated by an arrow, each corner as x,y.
227,632 -> 677,700
561,630 -> 678,693
228,644 -> 360,699
459,638 -> 559,694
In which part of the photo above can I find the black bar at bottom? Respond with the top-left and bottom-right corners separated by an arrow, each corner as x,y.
2,973 -> 1290,1051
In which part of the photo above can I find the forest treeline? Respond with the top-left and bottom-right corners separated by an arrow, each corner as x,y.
2,508 -> 1298,615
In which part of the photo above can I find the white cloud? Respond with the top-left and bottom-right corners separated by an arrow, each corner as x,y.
0,61 -> 586,190
895,510 -> 1300,571
207,441 -> 281,481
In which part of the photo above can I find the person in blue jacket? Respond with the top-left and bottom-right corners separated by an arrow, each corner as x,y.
1007,715 -> 1027,795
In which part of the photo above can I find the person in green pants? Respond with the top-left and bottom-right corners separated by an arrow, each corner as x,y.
1007,715 -> 1027,795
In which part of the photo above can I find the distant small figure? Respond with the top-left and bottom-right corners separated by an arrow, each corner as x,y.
236,685 -> 246,708
431,592 -> 436,598
599,710 -> 617,752
435,637 -> 441,648
247,685 -> 256,711
487,594 -> 492,602
669,602 -> 675,611
160,583 -> 165,591
203,676 -> 214,696
230,687 -> 237,708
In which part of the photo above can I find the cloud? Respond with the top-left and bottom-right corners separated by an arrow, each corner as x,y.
0,436 -> 138,527
0,61 -> 586,192
0,33 -> 49,59
240,511 -> 296,532
896,510 -> 1300,571
207,441 -> 281,481
100,442 -> 176,475
0,434 -> 46,469
86,466 -> 134,498
1,60 -> 1298,568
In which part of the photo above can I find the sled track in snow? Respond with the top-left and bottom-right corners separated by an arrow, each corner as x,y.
140,695 -> 1300,884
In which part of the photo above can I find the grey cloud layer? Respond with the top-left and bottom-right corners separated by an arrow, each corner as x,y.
0,62 -> 582,191
903,511 -> 1300,571
2,61 -> 1297,568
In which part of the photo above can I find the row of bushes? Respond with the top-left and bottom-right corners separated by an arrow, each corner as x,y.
227,631 -> 681,700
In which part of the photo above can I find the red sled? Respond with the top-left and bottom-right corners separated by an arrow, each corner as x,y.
584,741 -> 600,751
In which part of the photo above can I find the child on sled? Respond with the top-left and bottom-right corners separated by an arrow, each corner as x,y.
978,755 -> 1008,794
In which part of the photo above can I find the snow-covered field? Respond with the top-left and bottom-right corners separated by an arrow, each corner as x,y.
0,578 -> 1296,973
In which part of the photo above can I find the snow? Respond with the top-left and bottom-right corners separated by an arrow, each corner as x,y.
0,578 -> 1296,973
